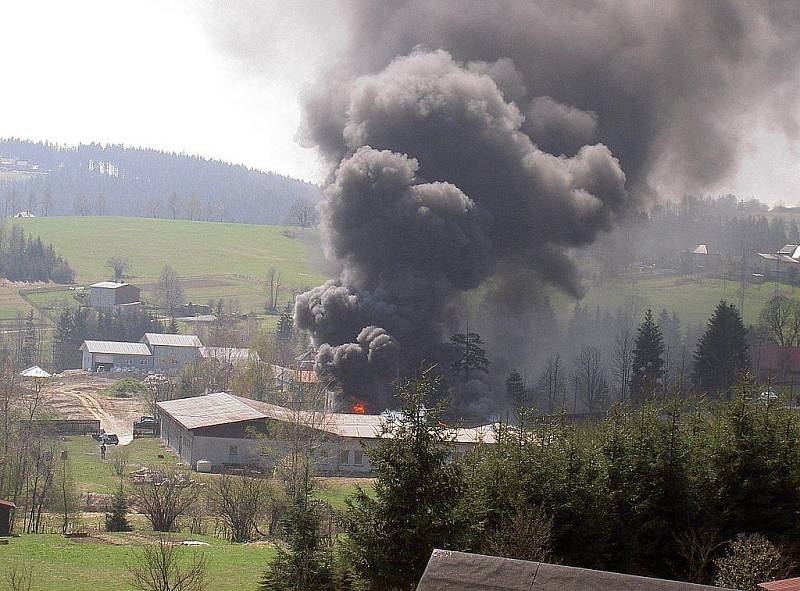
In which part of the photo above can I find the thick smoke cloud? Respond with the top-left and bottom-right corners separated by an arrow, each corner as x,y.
291,0 -> 800,412
296,49 -> 628,408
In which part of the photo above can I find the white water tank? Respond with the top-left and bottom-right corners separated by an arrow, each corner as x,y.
195,459 -> 211,473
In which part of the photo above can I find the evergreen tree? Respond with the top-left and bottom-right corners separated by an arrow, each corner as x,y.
694,300 -> 750,395
259,478 -> 332,591
340,374 -> 472,590
275,303 -> 294,343
450,331 -> 489,381
505,371 -> 526,409
630,309 -> 665,402
167,317 -> 179,335
20,309 -> 37,368
105,486 -> 133,532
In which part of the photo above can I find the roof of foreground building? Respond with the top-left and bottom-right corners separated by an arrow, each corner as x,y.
416,550 -> 733,591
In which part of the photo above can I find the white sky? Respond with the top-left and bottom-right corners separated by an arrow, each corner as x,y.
0,0 -> 798,202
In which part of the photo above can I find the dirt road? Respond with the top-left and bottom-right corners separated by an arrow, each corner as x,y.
44,372 -> 146,445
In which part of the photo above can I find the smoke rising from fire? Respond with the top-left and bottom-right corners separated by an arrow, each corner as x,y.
289,1 -> 800,411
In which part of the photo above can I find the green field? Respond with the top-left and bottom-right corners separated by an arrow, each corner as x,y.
12,216 -> 327,319
0,533 -> 274,591
4,215 -> 793,330
577,275 -> 786,326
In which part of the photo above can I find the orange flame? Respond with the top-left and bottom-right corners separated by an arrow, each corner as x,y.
351,401 -> 367,414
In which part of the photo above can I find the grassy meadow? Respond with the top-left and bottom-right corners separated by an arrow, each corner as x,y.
0,215 -> 788,330
12,216 -> 327,321
0,533 -> 274,591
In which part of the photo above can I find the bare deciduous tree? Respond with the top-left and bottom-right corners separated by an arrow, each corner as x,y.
209,473 -> 274,543
573,345 -> 609,411
107,256 -> 130,282
5,560 -> 33,591
128,536 -> 207,591
482,506 -> 554,563
537,354 -> 564,413
289,198 -> 318,229
132,470 -> 197,532
613,329 -> 633,403
760,295 -> 800,347
265,267 -> 281,313
110,445 -> 131,479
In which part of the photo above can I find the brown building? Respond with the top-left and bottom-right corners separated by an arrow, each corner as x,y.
0,499 -> 15,536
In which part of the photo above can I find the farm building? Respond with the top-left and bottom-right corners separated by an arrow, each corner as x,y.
157,392 -> 495,475
88,281 -> 141,311
416,549 -> 733,591
140,333 -> 202,373
80,340 -> 153,372
200,347 -> 260,365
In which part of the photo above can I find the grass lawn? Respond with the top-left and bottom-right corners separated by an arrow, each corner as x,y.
16,216 -> 325,287
570,274 -> 785,327
66,436 -> 180,495
0,533 -> 274,591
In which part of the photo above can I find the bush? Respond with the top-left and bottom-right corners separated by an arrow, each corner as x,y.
714,533 -> 792,590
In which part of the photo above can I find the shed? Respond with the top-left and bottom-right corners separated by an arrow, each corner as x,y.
0,499 -> 15,535
417,550 -> 733,591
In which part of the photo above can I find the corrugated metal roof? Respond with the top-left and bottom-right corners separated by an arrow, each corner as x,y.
90,281 -> 128,289
142,333 -> 202,347
417,550 -> 733,591
81,340 -> 152,356
157,392 -> 266,430
760,578 -> 800,591
160,392 -> 497,443
200,347 -> 260,363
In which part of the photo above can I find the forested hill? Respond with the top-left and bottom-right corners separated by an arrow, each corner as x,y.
0,139 -> 321,225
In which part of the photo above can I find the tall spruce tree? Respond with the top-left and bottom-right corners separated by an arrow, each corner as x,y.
630,309 -> 665,402
340,374 -> 472,590
694,300 -> 750,395
450,331 -> 489,381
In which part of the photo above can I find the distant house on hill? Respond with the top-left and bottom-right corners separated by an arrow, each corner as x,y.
416,549 -> 733,591
777,244 -> 800,259
685,244 -> 721,273
750,253 -> 800,283
756,341 -> 800,394
88,281 -> 141,312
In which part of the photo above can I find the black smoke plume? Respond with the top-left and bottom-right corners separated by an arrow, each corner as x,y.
294,1 -> 800,412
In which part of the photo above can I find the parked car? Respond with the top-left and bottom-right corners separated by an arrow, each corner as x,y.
91,432 -> 119,445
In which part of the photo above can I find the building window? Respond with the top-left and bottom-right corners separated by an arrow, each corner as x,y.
353,449 -> 363,466
339,449 -> 350,465
229,445 -> 238,456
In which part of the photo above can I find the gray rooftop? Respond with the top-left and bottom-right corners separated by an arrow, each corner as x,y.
157,392 -> 265,430
90,281 -> 128,289
81,340 -> 152,356
417,550 -> 732,591
142,333 -> 202,348
199,347 -> 260,363
158,392 -> 495,442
